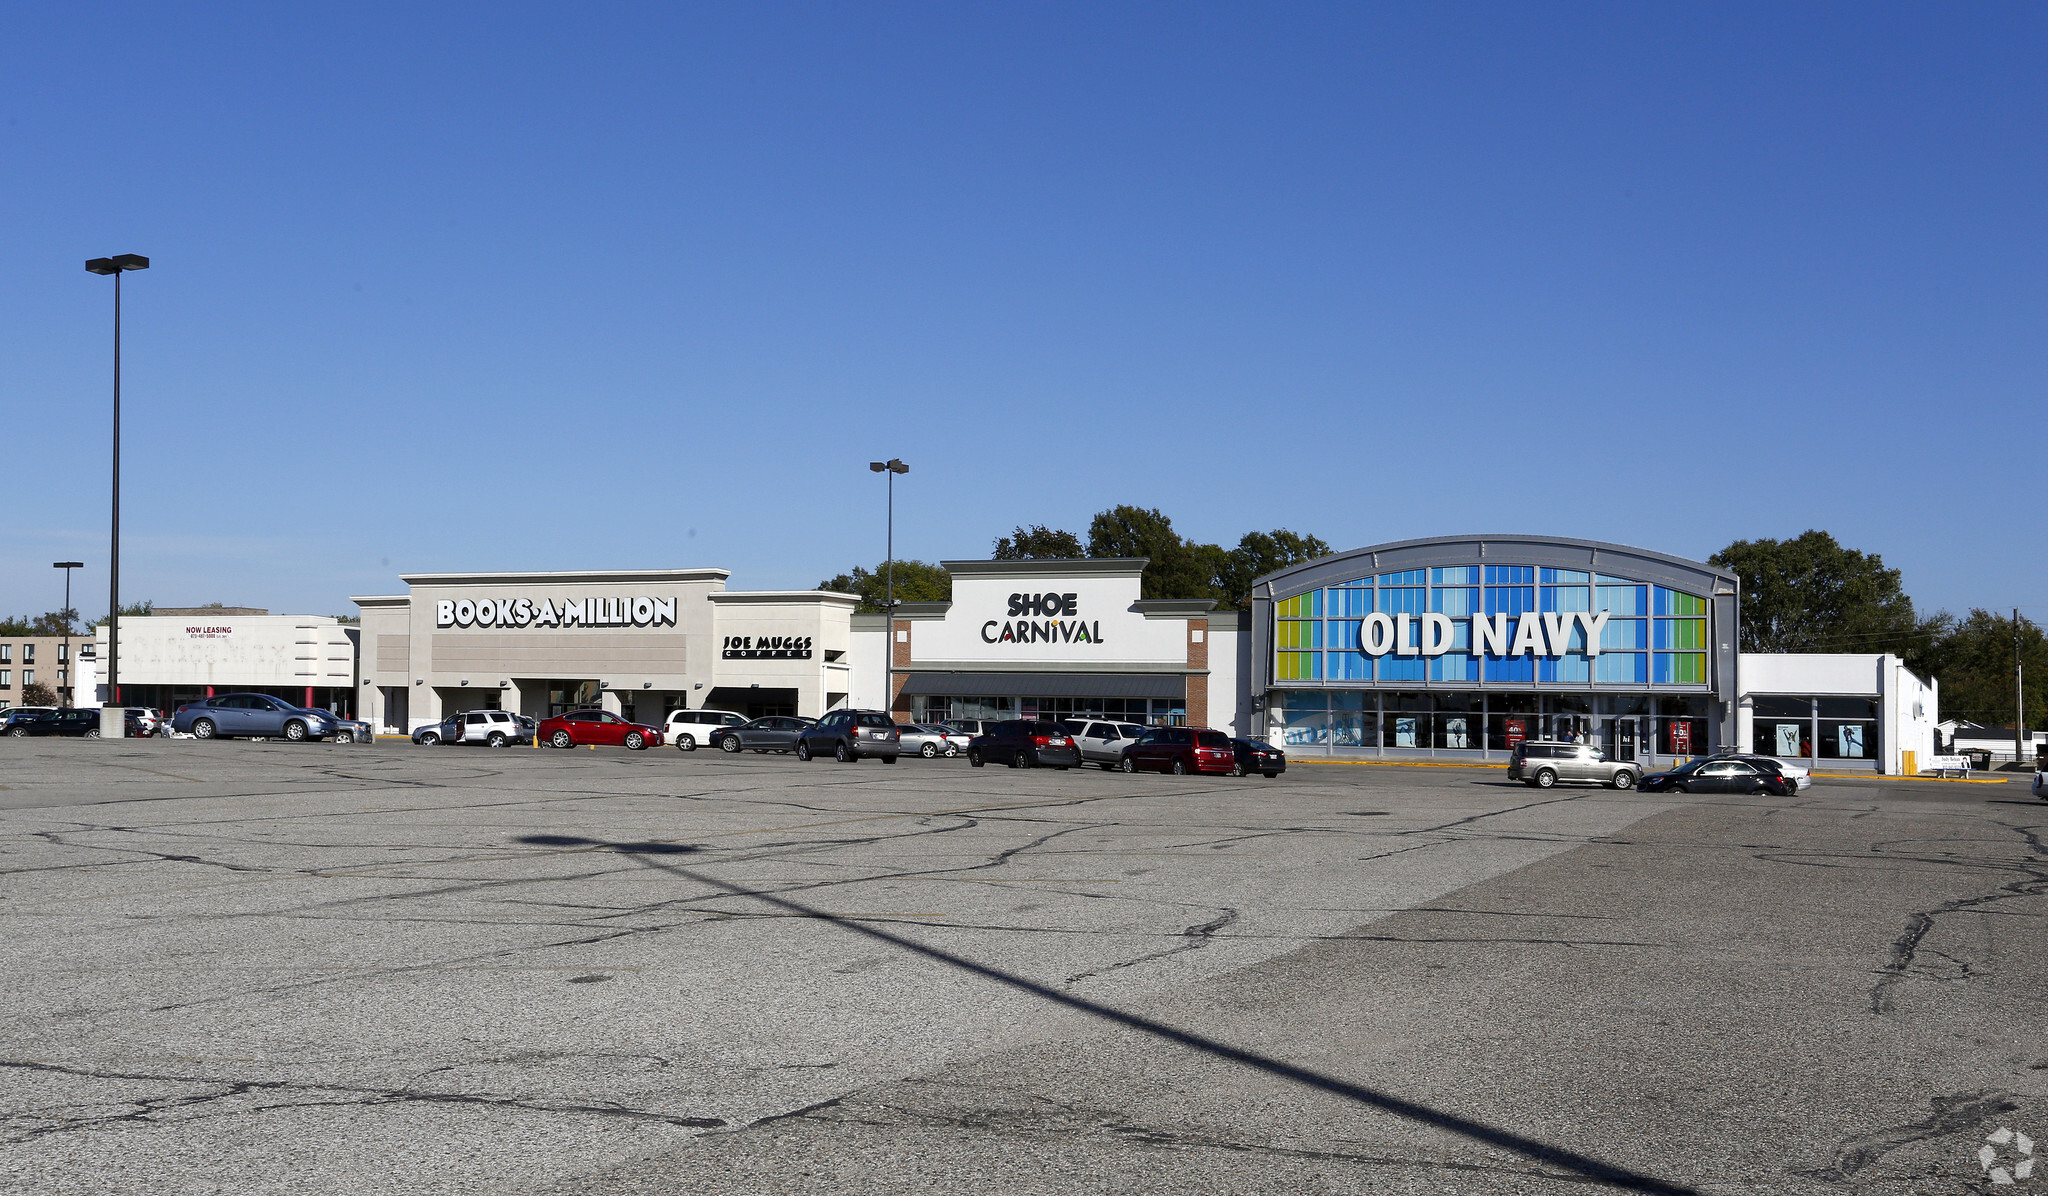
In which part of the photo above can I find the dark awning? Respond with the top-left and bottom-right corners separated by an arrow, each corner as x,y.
897,672 -> 1186,699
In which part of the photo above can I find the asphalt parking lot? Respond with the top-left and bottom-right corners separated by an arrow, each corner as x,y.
1,739 -> 2043,1195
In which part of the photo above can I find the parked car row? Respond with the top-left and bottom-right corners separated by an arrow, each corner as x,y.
413,709 -> 536,746
959,718 -> 1287,778
1507,740 -> 1812,795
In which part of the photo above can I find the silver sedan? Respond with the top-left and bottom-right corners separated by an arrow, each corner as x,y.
897,723 -> 966,758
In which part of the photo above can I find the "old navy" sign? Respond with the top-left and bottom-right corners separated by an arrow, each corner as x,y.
437,596 -> 678,629
1350,611 -> 1615,658
982,591 -> 1107,646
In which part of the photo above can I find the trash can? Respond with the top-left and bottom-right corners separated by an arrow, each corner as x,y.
1961,748 -> 1992,772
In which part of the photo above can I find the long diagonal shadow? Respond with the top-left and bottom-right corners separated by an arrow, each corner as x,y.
515,833 -> 1692,1193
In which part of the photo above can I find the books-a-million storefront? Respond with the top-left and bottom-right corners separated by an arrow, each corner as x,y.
354,569 -> 857,733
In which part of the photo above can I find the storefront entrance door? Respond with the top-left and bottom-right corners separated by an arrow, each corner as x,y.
1602,717 -> 1638,762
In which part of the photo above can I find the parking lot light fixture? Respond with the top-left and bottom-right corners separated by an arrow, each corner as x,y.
85,253 -> 149,708
52,562 -> 84,704
868,459 -> 909,712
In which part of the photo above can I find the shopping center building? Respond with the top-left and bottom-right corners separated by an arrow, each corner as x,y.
1246,534 -> 1938,773
848,559 -> 1245,731
352,569 -> 858,732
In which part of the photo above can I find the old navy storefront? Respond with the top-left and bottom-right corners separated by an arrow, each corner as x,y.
1248,536 -> 1739,764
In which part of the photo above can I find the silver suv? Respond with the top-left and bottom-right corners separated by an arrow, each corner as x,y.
1507,741 -> 1639,790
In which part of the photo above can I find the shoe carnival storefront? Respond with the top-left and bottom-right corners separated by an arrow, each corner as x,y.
852,558 -> 1239,731
354,569 -> 856,733
1248,536 -> 1739,767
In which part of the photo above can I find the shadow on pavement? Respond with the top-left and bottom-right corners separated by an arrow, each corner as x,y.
514,832 -> 1693,1194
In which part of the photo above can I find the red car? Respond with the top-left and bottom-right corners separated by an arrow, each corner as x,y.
1117,726 -> 1239,775
537,709 -> 663,750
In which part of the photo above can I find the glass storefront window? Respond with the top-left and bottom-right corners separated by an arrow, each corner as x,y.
1278,691 -> 1327,748
1330,691 -> 1368,748
1598,694 -> 1649,715
1752,695 -> 1808,718
1381,692 -> 1430,749
1818,697 -> 1878,719
1659,717 -> 1708,755
1819,719 -> 1876,759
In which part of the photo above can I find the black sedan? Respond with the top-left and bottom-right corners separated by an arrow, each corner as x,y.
12,709 -> 105,738
1638,757 -> 1794,796
1228,737 -> 1287,778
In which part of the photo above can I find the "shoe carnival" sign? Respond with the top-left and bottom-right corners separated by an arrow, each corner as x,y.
981,592 -> 1109,646
436,596 -> 678,629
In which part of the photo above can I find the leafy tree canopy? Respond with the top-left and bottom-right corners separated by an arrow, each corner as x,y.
92,600 -> 154,627
19,681 -> 57,707
1922,609 -> 2046,729
0,610 -> 82,636
1709,532 -> 1937,667
992,525 -> 1086,560
817,560 -> 952,613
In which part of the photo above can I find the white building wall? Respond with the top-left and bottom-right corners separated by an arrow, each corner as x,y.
849,616 -> 888,712
1736,652 -> 1937,775
1206,617 -> 1242,736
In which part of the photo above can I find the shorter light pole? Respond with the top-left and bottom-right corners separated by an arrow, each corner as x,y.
869,459 -> 909,715
53,562 -> 83,704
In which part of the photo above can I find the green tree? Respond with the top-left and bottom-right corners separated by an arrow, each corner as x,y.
1924,610 -> 2046,729
19,681 -> 57,707
1217,530 -> 1333,608
992,525 -> 1086,560
818,560 -> 953,613
92,600 -> 154,627
1085,505 -> 1225,601
0,615 -> 35,636
1708,532 -> 1941,672
30,608 -> 80,636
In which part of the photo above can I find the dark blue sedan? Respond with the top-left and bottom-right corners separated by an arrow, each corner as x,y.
173,694 -> 345,742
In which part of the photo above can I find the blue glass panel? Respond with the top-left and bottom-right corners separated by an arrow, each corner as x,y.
1379,569 -> 1426,586
1540,569 -> 1592,585
1540,586 -> 1592,613
1600,618 -> 1646,650
1431,586 -> 1478,615
1327,587 -> 1372,616
1486,654 -> 1534,682
1431,566 -> 1479,585
1327,619 -> 1362,650
1594,652 -> 1647,683
1444,618 -> 1472,652
1485,565 -> 1535,585
1595,585 -> 1646,615
1485,586 -> 1535,616
1549,653 -> 1591,683
1430,652 -> 1477,682
1327,651 -> 1371,680
1378,655 -> 1426,682
1380,587 -> 1426,615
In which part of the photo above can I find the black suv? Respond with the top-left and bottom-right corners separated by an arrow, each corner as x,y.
14,708 -> 104,738
795,710 -> 900,764
966,720 -> 1081,770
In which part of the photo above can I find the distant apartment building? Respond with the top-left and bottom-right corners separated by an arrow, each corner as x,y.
0,635 -> 94,707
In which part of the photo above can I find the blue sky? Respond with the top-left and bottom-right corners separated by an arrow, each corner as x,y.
4,3 -> 2042,621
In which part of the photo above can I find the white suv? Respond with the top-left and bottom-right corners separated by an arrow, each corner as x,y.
665,709 -> 747,751
1058,719 -> 1151,770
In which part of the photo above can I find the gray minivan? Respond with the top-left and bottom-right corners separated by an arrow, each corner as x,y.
1506,740 -> 1639,790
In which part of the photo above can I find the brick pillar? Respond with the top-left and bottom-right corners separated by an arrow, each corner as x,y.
1186,618 -> 1209,727
889,618 -> 912,717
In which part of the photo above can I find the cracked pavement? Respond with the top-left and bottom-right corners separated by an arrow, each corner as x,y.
0,740 -> 2042,1194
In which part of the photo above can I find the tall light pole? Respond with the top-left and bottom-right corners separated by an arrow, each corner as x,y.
52,562 -> 83,705
869,459 -> 908,715
85,254 -> 148,709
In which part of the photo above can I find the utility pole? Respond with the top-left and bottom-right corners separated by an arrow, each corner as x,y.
2017,608 -> 2026,772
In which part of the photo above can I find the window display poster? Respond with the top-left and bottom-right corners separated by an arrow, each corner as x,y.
1444,717 -> 1469,750
1670,721 -> 1691,754
1394,717 -> 1417,748
1775,724 -> 1802,757
1505,718 -> 1527,749
1840,725 -> 1864,757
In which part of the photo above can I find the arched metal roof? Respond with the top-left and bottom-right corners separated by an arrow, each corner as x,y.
1252,534 -> 1738,602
